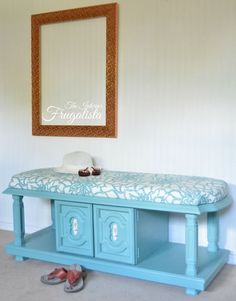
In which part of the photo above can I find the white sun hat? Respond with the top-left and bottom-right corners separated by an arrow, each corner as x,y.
55,151 -> 93,174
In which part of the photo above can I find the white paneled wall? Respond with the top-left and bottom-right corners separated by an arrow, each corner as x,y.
1,0 -> 236,263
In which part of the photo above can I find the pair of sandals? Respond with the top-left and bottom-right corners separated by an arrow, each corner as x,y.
41,264 -> 86,293
79,167 -> 101,177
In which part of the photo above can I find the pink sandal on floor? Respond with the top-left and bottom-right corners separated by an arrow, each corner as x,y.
40,267 -> 68,285
64,265 -> 86,293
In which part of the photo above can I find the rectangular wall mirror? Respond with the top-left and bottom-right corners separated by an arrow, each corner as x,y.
32,3 -> 118,137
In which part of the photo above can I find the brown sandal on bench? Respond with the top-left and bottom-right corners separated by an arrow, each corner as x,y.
91,167 -> 101,176
78,167 -> 101,177
78,167 -> 90,177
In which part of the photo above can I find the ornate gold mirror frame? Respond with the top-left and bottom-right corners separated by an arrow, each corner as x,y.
32,3 -> 118,137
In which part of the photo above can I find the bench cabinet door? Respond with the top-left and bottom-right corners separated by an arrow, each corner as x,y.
55,201 -> 93,256
93,205 -> 135,263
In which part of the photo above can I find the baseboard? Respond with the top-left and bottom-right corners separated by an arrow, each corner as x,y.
228,252 -> 236,265
1,221 -> 236,265
0,221 -> 13,231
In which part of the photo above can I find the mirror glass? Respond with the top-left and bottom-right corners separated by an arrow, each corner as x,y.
41,17 -> 106,126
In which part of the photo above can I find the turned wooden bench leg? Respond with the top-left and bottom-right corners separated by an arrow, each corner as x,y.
13,195 -> 26,261
185,214 -> 200,296
207,212 -> 219,252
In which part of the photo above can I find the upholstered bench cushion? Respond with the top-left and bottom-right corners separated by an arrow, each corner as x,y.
8,168 -> 228,206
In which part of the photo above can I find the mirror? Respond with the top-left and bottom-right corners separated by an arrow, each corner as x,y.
32,3 -> 118,137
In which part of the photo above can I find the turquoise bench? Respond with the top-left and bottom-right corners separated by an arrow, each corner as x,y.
3,168 -> 232,295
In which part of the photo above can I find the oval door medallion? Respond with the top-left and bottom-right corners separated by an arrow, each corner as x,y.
110,223 -> 118,241
70,217 -> 79,236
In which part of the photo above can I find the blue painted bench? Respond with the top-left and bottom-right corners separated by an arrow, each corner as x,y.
3,168 -> 232,295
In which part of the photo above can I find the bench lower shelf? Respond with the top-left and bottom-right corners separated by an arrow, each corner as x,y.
5,226 -> 229,293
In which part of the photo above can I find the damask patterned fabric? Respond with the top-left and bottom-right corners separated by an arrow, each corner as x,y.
8,168 -> 228,205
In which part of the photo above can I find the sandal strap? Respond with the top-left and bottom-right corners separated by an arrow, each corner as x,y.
79,168 -> 90,176
91,167 -> 101,175
48,268 -> 68,280
67,270 -> 82,285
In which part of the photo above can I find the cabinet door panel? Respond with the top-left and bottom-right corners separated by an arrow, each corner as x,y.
94,205 -> 135,263
55,201 -> 93,256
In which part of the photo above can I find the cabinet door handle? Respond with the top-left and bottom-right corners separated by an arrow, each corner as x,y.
110,223 -> 118,241
70,217 -> 79,236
